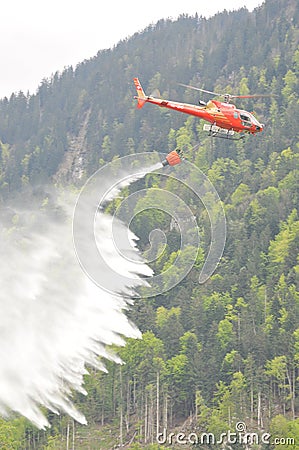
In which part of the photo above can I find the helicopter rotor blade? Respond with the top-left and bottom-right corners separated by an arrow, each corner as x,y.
179,83 -> 278,101
179,83 -> 222,97
230,94 -> 278,99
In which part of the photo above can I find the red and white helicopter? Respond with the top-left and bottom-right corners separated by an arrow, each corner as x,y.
134,77 -> 270,141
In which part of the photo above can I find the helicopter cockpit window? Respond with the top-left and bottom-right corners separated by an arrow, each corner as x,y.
240,113 -> 251,127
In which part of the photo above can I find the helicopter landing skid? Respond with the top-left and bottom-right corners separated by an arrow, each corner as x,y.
203,124 -> 245,141
211,131 -> 245,141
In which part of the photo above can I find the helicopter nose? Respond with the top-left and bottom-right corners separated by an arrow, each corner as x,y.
256,123 -> 264,132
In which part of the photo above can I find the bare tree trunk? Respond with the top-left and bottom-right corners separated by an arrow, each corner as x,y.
112,365 -> 116,416
72,420 -> 75,450
66,422 -> 70,450
250,384 -> 254,425
27,430 -> 31,450
126,377 -> 130,433
144,392 -> 148,444
286,367 -> 295,420
156,371 -> 160,438
133,375 -> 136,411
139,390 -> 144,442
150,386 -> 154,444
293,367 -> 296,419
163,388 -> 168,431
119,367 -> 123,447
102,398 -> 105,426
257,391 -> 263,429
101,376 -> 105,426
281,385 -> 286,416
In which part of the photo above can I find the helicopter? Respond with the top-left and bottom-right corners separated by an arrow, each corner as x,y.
134,77 -> 271,140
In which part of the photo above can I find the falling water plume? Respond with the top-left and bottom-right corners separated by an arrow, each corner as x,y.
0,158 -> 161,428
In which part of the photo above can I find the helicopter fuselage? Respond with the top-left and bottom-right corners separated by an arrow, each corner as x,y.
144,96 -> 263,135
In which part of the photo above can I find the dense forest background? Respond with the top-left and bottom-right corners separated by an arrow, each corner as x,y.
0,0 -> 298,448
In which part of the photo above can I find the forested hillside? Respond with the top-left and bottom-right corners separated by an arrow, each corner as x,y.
0,0 -> 298,448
